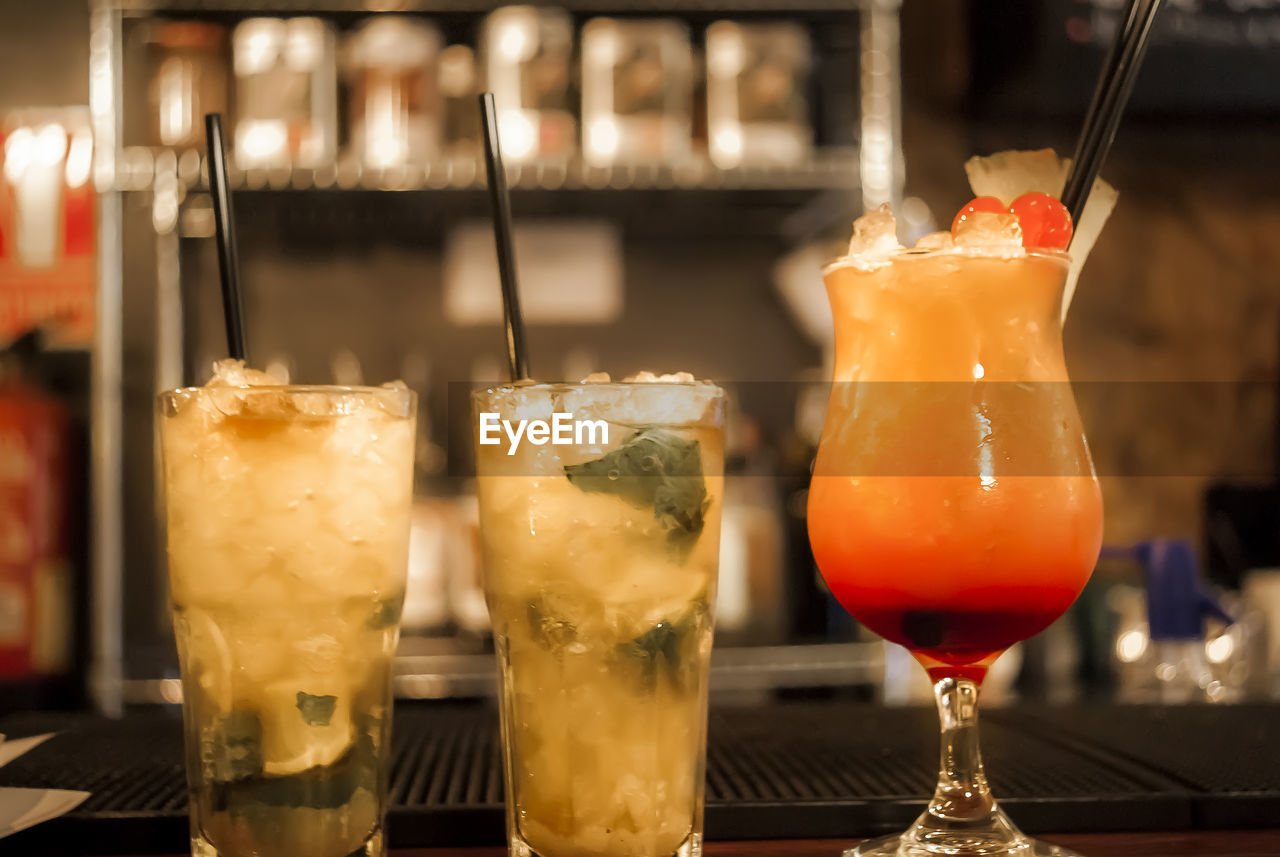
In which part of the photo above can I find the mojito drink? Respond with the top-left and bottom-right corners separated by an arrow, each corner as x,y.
160,361 -> 415,857
474,379 -> 725,857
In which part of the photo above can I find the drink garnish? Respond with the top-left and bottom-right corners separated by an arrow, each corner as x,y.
564,428 -> 708,551
365,598 -> 402,630
527,595 -> 578,651
1009,193 -> 1073,249
209,711 -> 264,782
950,196 -> 1005,235
949,193 -> 1072,250
296,692 -> 338,727
617,605 -> 703,690
964,148 -> 1117,315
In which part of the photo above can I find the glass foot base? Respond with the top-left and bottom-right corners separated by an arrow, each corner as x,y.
510,829 -> 701,857
846,832 -> 1082,857
192,826 -> 384,857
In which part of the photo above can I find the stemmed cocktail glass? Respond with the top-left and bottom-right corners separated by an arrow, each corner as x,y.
808,243 -> 1103,856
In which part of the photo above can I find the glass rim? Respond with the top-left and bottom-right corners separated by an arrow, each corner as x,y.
823,245 -> 1071,275
472,380 -> 725,398
159,384 -> 413,399
157,385 -> 416,418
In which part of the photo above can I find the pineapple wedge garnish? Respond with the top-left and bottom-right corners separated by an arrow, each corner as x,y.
964,148 -> 1117,319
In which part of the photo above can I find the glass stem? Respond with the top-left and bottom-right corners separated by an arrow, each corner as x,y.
926,675 -> 996,824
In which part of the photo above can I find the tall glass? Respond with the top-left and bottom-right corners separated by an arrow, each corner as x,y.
159,384 -> 415,857
808,249 -> 1103,856
473,382 -> 725,857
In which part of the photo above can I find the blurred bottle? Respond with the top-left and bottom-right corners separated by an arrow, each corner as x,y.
705,21 -> 812,169
439,45 -> 481,158
146,21 -> 229,149
446,492 -> 489,637
581,18 -> 693,167
398,352 -> 452,636
344,17 -> 442,169
233,17 -> 338,169
480,6 -> 576,164
1,109 -> 96,347
1241,568 -> 1280,697
0,330 -> 72,680
716,411 -> 786,646
1112,540 -> 1239,703
780,375 -> 838,642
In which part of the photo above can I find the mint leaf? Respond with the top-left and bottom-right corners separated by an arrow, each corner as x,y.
564,428 -> 708,552
527,596 -> 577,651
617,604 -> 705,691
366,597 -> 402,630
296,692 -> 337,726
208,710 -> 262,783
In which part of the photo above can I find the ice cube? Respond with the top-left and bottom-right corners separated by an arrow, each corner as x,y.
207,358 -> 285,388
196,360 -> 294,421
848,204 -> 902,259
914,230 -> 956,251
624,371 -> 698,384
952,211 -> 1025,254
562,383 -> 719,427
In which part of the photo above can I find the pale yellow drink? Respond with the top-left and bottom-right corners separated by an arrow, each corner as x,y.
474,382 -> 725,857
159,362 -> 415,857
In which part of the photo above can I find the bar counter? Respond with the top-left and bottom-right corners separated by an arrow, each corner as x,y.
91,832 -> 1280,857
4,701 -> 1279,855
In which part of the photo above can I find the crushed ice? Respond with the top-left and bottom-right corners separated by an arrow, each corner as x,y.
848,204 -> 902,262
952,211 -> 1025,255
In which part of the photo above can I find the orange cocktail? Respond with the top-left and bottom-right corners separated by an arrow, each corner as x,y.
808,249 -> 1102,683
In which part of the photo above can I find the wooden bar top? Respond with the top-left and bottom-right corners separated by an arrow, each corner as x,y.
115,831 -> 1280,857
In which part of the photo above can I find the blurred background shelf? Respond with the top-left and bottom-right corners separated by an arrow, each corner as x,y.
113,0 -> 881,16
112,146 -> 861,192
0,0 -> 899,713
6,0 -> 1280,721
117,641 -> 887,703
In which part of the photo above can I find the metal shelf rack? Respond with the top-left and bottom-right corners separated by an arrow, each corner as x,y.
87,0 -> 904,713
112,0 -> 877,14
114,146 -> 862,193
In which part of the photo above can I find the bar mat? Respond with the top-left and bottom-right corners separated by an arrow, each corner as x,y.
1,702 -> 1276,855
997,704 -> 1280,830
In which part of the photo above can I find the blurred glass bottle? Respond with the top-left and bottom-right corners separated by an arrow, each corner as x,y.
1112,540 -> 1239,703
480,6 -> 576,164
716,409 -> 787,646
233,17 -> 338,169
440,45 -> 481,158
581,18 -> 693,167
1241,568 -> 1280,698
705,21 -> 812,169
146,21 -> 229,149
1,110 -> 96,347
0,330 -> 72,680
398,352 -> 451,636
345,17 -> 442,169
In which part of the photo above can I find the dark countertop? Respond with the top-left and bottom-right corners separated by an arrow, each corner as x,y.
3,701 -> 1279,855
98,833 -> 1280,857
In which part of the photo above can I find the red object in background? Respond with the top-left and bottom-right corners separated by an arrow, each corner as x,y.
0,363 -> 70,678
0,115 -> 97,348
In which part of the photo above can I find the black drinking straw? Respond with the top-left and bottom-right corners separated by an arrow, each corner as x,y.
478,93 -> 530,382
204,114 -> 248,362
1061,0 -> 1165,229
